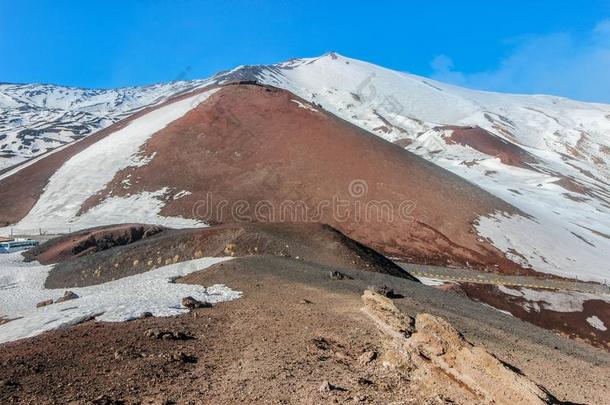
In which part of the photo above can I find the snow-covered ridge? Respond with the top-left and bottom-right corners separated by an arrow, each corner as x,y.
0,80 -> 211,170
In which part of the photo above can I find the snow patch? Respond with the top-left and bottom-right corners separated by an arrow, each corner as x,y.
173,190 -> 193,200
74,188 -> 201,229
498,285 -> 610,313
0,252 -> 239,344
586,315 -> 607,331
479,302 -> 514,317
291,99 -> 319,112
417,276 -> 447,287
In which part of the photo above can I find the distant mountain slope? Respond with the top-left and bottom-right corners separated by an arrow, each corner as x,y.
0,80 -> 210,170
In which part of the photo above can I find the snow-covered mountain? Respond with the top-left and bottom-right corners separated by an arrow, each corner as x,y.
215,53 -> 610,282
0,80 -> 210,170
1,52 -> 609,282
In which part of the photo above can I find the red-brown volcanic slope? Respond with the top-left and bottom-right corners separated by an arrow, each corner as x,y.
460,283 -> 610,350
81,84 -> 527,273
0,85 -> 217,227
442,125 -> 538,168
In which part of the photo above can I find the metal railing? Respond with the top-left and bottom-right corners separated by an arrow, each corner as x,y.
7,227 -> 73,237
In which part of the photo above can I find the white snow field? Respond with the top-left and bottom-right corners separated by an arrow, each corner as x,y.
0,252 -> 239,344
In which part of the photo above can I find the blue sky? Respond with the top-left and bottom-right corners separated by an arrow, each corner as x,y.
2,1 -> 610,102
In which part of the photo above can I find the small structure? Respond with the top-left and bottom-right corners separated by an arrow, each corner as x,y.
0,238 -> 39,254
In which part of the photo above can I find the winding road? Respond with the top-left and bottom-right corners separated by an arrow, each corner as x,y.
397,262 -> 610,296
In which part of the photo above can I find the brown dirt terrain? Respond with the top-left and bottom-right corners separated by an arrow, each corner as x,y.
460,283 -> 610,350
80,84 -> 530,274
32,222 -> 415,289
0,256 -> 608,404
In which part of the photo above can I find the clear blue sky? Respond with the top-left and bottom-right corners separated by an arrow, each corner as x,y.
2,1 -> 610,102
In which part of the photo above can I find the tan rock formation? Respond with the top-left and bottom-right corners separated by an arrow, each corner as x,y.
362,290 -> 555,404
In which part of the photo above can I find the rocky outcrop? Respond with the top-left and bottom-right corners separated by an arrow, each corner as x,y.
23,224 -> 167,265
36,299 -> 54,308
181,296 -> 212,310
361,290 -> 557,404
55,291 -> 79,303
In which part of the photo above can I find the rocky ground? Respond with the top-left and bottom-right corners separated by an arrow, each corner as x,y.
1,254 -> 608,404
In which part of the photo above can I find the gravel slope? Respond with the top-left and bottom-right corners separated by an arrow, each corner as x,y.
1,255 -> 607,404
